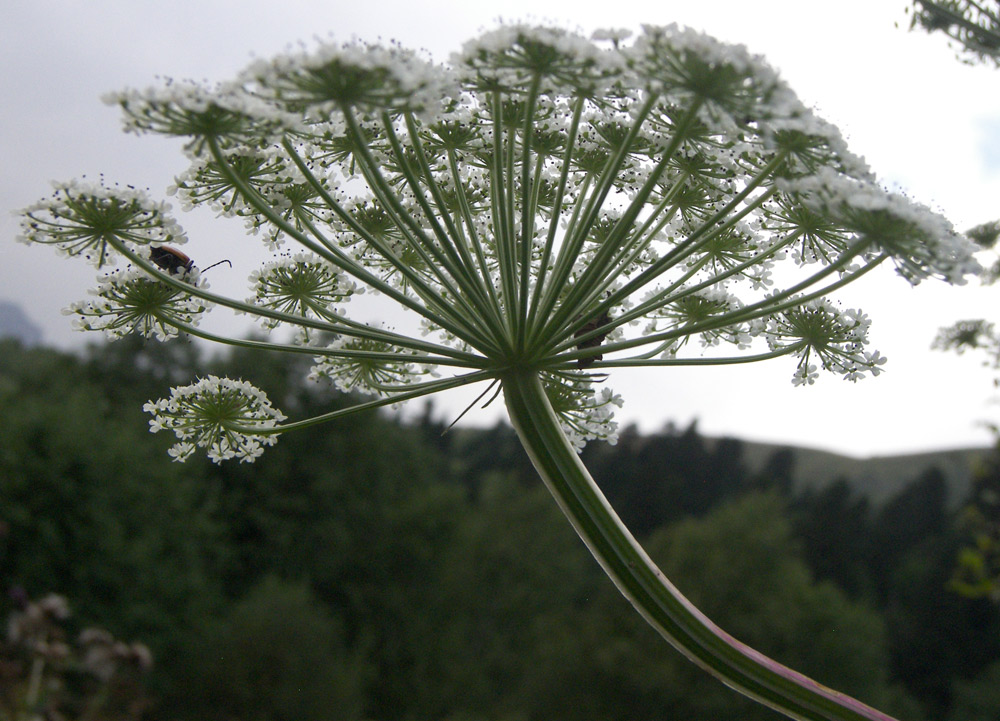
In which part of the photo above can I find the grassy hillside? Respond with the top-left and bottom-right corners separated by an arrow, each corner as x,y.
729,440 -> 992,507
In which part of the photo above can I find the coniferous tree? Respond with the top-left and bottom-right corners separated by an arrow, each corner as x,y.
870,468 -> 949,600
791,478 -> 874,598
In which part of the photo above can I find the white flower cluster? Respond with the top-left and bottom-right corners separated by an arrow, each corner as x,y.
456,24 -> 624,95
308,331 -> 429,398
623,22 -> 797,132
17,179 -> 186,268
646,284 -> 755,353
758,109 -> 872,179
631,23 -> 775,81
144,376 -> 286,463
167,147 -> 294,217
21,21 -> 984,461
248,252 -> 361,332
104,80 -> 297,152
778,168 -> 981,284
240,40 -> 457,123
544,373 -> 624,449
64,266 -> 211,341
764,298 -> 885,385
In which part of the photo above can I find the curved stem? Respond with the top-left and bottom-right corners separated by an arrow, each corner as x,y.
208,138 -> 486,351
242,368 -> 497,435
566,343 -> 806,369
501,368 -> 898,721
110,240 -> 483,363
168,319 -> 483,369
586,248 -> 887,361
526,95 -> 585,337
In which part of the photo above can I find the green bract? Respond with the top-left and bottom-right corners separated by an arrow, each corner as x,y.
19,22 -> 982,721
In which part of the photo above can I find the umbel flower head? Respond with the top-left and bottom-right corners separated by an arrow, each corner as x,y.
143,376 -> 286,463
19,22 -> 980,462
18,21 -> 983,721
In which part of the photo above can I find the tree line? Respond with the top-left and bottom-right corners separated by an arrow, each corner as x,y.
2,336 -> 999,720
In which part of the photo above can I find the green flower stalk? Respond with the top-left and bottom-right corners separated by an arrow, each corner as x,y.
18,23 -> 981,720
909,0 -> 1000,66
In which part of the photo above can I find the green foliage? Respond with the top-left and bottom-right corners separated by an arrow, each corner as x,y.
0,339 -> 223,649
791,479 -> 874,596
3,337 -> 999,719
948,661 -> 1000,721
642,493 -> 914,720
584,422 -> 748,535
910,1 -> 1000,66
513,493 -> 921,721
883,535 -> 1000,716
167,576 -> 368,721
399,475 -> 598,720
950,447 -> 1000,600
914,1 -> 1000,602
869,468 -> 949,599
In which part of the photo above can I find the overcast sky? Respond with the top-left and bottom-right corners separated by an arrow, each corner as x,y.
3,0 -> 1000,457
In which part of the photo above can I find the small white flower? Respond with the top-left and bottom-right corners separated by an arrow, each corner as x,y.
17,180 -> 186,268
591,28 -> 633,46
248,252 -> 360,333
166,442 -> 196,462
309,329 -> 431,397
543,372 -> 623,450
65,266 -> 211,341
145,376 -> 286,464
791,363 -> 819,387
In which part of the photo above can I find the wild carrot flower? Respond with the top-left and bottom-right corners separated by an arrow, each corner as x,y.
19,22 -> 981,721
18,179 -> 186,268
63,265 -> 212,341
143,376 -> 285,462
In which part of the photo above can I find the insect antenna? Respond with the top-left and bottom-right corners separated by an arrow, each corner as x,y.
200,259 -> 233,273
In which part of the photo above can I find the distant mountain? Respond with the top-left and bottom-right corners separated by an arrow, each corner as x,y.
727,439 -> 991,507
0,301 -> 44,346
455,420 -> 993,510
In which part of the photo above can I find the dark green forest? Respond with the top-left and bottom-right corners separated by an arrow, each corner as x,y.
2,336 -> 1000,720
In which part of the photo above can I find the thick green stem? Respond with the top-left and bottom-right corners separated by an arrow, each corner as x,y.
501,368 -> 899,721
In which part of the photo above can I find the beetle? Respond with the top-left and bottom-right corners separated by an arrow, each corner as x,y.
574,310 -> 613,368
150,246 -> 195,275
149,246 -> 231,276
